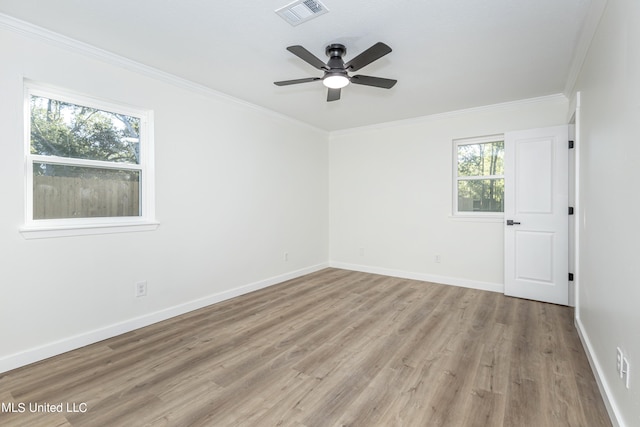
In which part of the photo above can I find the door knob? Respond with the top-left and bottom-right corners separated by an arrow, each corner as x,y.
506,219 -> 521,226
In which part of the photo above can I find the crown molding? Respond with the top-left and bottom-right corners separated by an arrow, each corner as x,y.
0,13 -> 328,135
330,93 -> 569,137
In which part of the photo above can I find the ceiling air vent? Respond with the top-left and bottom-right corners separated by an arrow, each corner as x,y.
275,0 -> 329,26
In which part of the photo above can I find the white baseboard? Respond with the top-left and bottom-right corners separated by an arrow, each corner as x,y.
0,263 -> 329,374
329,261 -> 504,293
574,315 -> 624,427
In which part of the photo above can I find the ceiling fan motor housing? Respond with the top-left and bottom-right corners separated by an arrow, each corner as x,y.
325,43 -> 346,59
324,43 -> 349,85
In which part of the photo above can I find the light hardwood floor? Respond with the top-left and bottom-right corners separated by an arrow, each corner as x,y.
0,268 -> 611,426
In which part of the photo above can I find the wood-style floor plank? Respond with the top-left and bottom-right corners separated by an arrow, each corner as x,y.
0,268 -> 611,426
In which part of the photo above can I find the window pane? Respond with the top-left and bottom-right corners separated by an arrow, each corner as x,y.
33,163 -> 140,219
30,95 -> 140,164
457,141 -> 504,177
457,179 -> 504,212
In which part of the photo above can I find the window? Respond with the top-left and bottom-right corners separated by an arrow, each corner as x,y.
453,135 -> 504,216
22,82 -> 156,238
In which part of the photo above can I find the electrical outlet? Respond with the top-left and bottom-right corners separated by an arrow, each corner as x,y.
135,281 -> 147,297
434,254 -> 441,263
284,252 -> 289,262
359,247 -> 365,256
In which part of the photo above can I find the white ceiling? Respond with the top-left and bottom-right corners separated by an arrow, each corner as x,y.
0,0 -> 598,131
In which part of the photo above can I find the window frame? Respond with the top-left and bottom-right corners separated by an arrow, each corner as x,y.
452,134 -> 505,219
21,81 -> 158,239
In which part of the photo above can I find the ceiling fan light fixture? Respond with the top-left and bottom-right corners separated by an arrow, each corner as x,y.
323,73 -> 349,89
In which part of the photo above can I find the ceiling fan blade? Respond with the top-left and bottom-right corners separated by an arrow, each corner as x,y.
344,42 -> 392,71
274,77 -> 321,86
327,88 -> 341,102
350,75 -> 397,89
287,45 -> 328,70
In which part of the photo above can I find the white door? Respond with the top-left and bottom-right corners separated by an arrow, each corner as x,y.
504,125 -> 569,305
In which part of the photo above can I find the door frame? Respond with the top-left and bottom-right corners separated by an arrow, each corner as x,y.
568,92 -> 582,308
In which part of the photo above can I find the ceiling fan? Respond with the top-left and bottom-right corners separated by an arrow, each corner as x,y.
274,42 -> 397,102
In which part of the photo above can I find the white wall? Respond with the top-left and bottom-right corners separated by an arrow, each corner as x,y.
0,23 -> 328,372
572,0 -> 640,425
329,96 -> 569,290
4,10 -> 636,426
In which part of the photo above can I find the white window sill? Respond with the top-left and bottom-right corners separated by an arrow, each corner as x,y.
449,214 -> 504,223
19,221 -> 160,239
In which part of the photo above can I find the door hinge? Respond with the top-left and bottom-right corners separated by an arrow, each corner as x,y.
569,273 -> 574,281
568,207 -> 574,215
569,140 -> 575,149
